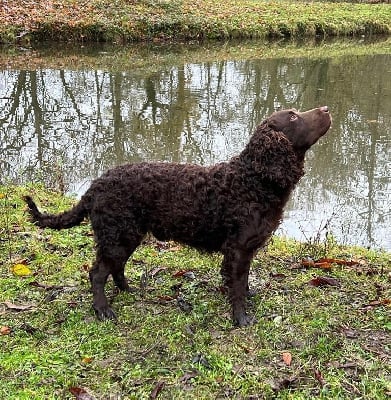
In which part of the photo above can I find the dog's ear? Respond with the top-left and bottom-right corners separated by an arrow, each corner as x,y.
242,125 -> 304,188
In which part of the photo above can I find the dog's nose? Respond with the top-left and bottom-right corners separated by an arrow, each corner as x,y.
320,106 -> 329,113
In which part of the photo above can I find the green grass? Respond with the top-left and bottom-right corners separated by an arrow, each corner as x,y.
0,0 -> 390,44
1,184 -> 390,399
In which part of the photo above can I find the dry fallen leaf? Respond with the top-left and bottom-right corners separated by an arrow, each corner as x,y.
364,299 -> 391,308
69,387 -> 96,400
158,295 -> 175,302
150,380 -> 165,399
270,272 -> 287,280
3,301 -> 35,312
167,245 -> 182,252
314,368 -> 326,387
301,258 -> 360,269
301,259 -> 332,269
81,263 -> 90,272
173,269 -> 193,278
317,258 -> 360,266
0,326 -> 11,335
308,276 -> 339,287
179,370 -> 199,384
282,352 -> 292,366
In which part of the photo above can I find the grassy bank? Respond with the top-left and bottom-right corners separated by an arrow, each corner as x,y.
0,0 -> 390,44
1,185 -> 390,399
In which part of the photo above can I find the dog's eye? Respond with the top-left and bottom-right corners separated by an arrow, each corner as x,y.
290,114 -> 298,121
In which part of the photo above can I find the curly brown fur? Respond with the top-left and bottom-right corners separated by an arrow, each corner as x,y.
24,107 -> 331,326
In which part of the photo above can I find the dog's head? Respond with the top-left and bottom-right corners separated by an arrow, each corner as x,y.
266,106 -> 332,151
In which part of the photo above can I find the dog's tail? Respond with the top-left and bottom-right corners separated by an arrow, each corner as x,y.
23,195 -> 90,230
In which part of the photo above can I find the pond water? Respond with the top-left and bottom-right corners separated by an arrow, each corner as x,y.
1,40 -> 390,250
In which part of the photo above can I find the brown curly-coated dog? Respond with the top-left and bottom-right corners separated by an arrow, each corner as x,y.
24,106 -> 331,326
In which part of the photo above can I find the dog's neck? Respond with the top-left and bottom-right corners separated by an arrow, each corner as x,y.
233,124 -> 305,190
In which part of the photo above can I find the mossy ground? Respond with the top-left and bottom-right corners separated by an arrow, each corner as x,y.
0,0 -> 390,44
1,185 -> 390,399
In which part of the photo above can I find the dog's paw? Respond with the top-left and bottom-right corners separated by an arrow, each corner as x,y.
94,306 -> 117,321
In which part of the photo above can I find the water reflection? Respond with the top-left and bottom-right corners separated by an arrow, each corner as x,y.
0,45 -> 390,249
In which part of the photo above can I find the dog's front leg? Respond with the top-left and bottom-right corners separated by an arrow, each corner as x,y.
221,247 -> 255,327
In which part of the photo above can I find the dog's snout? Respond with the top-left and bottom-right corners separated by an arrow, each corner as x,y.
320,106 -> 329,113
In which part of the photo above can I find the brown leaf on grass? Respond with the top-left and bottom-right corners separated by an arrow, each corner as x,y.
301,258 -> 360,270
11,258 -> 29,266
363,299 -> 391,308
157,295 -> 176,302
172,270 -> 195,279
150,380 -> 165,399
317,258 -> 360,267
0,326 -> 11,335
69,387 -> 96,400
81,263 -> 90,272
270,272 -> 287,280
314,369 -> 326,387
153,241 -> 173,251
29,281 -> 54,290
179,370 -> 199,384
282,352 -> 292,366
301,259 -> 332,269
236,343 -> 252,354
3,301 -> 35,312
167,245 -> 183,252
308,276 -> 340,287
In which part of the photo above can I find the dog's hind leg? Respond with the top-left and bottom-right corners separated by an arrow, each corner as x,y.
111,234 -> 143,292
89,233 -> 142,321
89,250 -> 117,320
